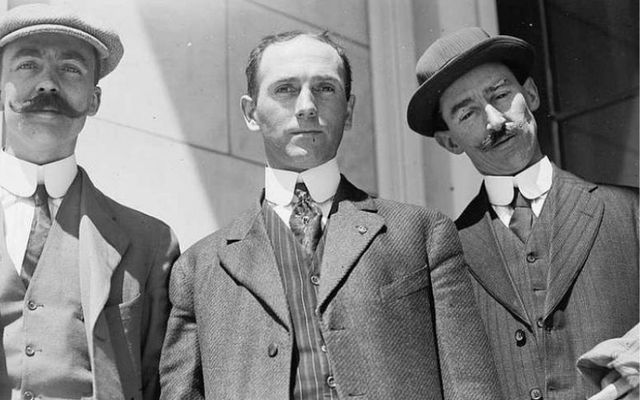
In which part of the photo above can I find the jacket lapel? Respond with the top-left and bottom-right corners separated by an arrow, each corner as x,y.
544,167 -> 603,319
317,178 -> 385,311
218,201 -> 291,330
457,187 -> 532,326
74,169 -> 130,399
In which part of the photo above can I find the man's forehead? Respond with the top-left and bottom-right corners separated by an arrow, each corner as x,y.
441,63 -> 516,105
258,36 -> 344,83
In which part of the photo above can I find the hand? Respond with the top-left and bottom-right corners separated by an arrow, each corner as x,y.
577,324 -> 639,400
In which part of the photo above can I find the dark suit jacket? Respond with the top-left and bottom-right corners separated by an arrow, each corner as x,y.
160,177 -> 501,400
456,166 -> 639,399
0,168 -> 180,400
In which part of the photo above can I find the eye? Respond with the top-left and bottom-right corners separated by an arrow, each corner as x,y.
16,61 -> 37,71
458,110 -> 474,123
61,64 -> 83,74
315,84 -> 335,93
494,90 -> 510,101
274,84 -> 297,95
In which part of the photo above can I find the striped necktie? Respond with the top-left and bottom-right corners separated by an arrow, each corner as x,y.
20,184 -> 52,286
289,182 -> 323,261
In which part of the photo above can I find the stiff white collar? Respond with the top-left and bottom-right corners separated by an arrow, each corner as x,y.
0,150 -> 77,199
265,158 -> 340,205
484,156 -> 553,206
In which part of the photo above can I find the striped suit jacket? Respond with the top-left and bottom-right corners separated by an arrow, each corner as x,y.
160,177 -> 502,400
456,165 -> 639,400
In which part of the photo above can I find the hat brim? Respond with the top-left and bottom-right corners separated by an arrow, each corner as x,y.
407,36 -> 534,137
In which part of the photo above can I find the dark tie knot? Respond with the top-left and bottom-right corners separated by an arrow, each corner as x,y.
33,184 -> 49,207
512,188 -> 531,209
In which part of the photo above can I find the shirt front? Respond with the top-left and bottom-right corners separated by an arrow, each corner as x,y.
484,156 -> 553,226
264,158 -> 340,229
0,151 -> 77,271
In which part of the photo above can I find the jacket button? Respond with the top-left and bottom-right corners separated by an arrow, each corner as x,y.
356,225 -> 367,234
26,300 -> 37,311
530,387 -> 543,399
536,318 -> 545,328
310,274 -> 320,286
514,329 -> 526,346
320,343 -> 327,353
326,375 -> 336,388
526,253 -> 536,263
23,391 -> 34,400
267,343 -> 278,357
25,345 -> 35,357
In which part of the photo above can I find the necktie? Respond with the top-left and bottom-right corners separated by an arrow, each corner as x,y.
289,182 -> 323,260
21,184 -> 52,286
509,188 -> 533,243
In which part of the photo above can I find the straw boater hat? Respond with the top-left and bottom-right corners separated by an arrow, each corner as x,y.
407,27 -> 535,137
0,3 -> 123,80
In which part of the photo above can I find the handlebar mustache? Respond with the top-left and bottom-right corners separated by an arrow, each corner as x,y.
9,92 -> 85,118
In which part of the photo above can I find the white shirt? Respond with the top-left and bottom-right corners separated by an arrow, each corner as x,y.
484,156 -> 553,227
0,151 -> 78,272
264,158 -> 340,229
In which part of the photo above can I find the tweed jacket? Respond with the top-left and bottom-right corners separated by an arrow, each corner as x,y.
0,168 -> 180,400
160,177 -> 501,400
456,165 -> 639,400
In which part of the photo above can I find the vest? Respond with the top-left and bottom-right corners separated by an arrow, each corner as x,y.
0,177 -> 92,399
262,202 -> 336,400
491,198 -> 581,399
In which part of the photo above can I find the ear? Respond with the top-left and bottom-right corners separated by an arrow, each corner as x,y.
434,130 -> 464,154
522,77 -> 540,112
87,86 -> 101,116
343,94 -> 356,130
240,94 -> 261,132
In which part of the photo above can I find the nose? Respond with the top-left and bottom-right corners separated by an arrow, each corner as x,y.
295,87 -> 317,119
36,69 -> 60,94
485,104 -> 506,131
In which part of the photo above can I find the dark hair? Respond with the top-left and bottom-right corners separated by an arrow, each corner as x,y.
245,30 -> 352,100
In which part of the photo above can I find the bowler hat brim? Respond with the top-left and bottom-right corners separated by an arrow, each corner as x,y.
407,36 -> 534,137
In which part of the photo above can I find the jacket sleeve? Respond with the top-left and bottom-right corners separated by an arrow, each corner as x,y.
141,228 -> 180,400
427,213 -> 504,400
159,248 -> 206,400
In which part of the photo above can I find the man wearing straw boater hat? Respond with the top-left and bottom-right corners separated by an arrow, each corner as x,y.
0,3 -> 179,399
407,27 -> 639,400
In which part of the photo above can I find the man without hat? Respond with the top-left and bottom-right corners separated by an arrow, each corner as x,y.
408,27 -> 639,400
160,30 -> 501,399
0,4 -> 179,399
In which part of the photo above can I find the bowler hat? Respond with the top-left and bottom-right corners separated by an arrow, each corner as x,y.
0,3 -> 123,80
407,27 -> 534,137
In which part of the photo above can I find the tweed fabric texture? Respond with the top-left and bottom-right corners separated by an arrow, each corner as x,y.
457,165 -> 639,400
0,3 -> 124,79
160,176 -> 502,400
263,203 -> 334,399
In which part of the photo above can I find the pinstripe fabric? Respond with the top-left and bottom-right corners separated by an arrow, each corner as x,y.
457,166 -> 639,400
263,202 -> 334,400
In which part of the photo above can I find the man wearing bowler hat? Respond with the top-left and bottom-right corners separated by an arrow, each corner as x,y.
0,3 -> 179,399
407,27 -> 638,400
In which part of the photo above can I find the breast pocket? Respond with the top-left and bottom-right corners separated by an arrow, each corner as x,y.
379,265 -> 432,302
